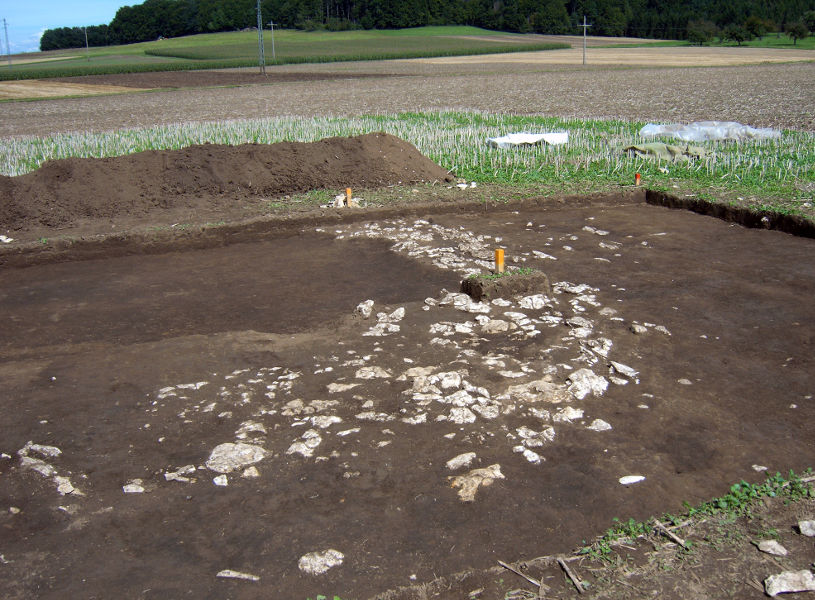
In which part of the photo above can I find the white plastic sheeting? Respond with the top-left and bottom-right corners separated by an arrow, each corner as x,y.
639,121 -> 780,142
487,132 -> 569,149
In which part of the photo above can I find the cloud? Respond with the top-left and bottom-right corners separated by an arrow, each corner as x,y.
8,28 -> 47,54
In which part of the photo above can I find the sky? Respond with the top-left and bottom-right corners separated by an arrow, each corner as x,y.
2,0 -> 127,54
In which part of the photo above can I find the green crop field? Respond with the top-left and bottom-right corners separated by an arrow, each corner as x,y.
0,26 -> 568,80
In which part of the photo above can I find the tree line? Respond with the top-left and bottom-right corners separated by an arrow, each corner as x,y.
40,0 -> 815,51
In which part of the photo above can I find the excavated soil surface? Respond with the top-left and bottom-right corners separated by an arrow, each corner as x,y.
1,141 -> 814,600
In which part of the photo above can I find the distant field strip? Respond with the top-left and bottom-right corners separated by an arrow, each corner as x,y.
420,45 -> 815,66
0,79 -> 147,100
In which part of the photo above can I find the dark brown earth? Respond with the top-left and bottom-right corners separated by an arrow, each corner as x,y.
1,138 -> 814,600
54,70 -> 399,89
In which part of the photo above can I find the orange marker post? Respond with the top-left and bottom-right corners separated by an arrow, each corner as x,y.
635,173 -> 642,186
346,187 -> 352,205
495,248 -> 505,274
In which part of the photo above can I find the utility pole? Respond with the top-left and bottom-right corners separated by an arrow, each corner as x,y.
256,0 -> 265,74
3,18 -> 11,69
271,21 -> 276,62
580,15 -> 591,65
84,26 -> 90,61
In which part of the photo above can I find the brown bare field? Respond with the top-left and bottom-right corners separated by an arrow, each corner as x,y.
0,44 -> 813,136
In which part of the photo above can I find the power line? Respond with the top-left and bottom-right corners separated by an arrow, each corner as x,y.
256,0 -> 265,75
580,15 -> 591,65
3,18 -> 11,69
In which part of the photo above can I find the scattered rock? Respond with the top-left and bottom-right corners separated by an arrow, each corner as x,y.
242,466 -> 260,478
286,430 -> 322,458
757,540 -> 788,556
378,307 -> 405,323
355,366 -> 392,379
532,250 -> 557,260
19,441 -> 62,459
235,420 -> 266,439
19,456 -> 56,477
516,426 -> 555,447
165,465 -> 196,483
799,520 -> 815,537
401,413 -> 428,424
609,361 -> 638,379
480,319 -> 511,333
446,452 -> 477,470
445,390 -> 475,406
206,442 -> 267,473
587,419 -> 612,431
629,323 -> 648,335
54,476 -> 82,496
519,294 -> 550,310
354,299 -> 374,319
553,406 -> 584,422
449,407 -> 477,424
765,570 -> 815,597
298,549 -> 345,575
449,464 -> 505,502
619,475 -> 646,485
437,371 -> 463,389
512,446 -> 543,464
123,479 -> 145,494
355,411 -> 395,422
311,415 -> 342,429
327,382 -> 360,393
213,474 -> 229,487
216,569 -> 260,582
567,369 -> 609,400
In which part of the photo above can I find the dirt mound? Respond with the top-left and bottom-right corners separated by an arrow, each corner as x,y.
0,132 -> 453,232
461,269 -> 552,301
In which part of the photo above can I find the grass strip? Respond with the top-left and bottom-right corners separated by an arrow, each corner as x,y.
577,468 -> 814,562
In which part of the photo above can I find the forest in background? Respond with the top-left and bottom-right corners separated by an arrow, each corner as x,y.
40,0 -> 815,50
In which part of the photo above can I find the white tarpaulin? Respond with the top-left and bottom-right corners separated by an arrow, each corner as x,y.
487,132 -> 569,149
639,121 -> 780,142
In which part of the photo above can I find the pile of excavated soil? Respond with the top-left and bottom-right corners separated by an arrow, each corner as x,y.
0,132 -> 453,232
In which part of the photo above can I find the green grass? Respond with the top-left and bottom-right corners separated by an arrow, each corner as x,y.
0,26 -> 568,80
1,111 -> 812,219
468,267 -> 539,280
578,469 -> 813,561
598,33 -> 815,50
713,33 -> 815,50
